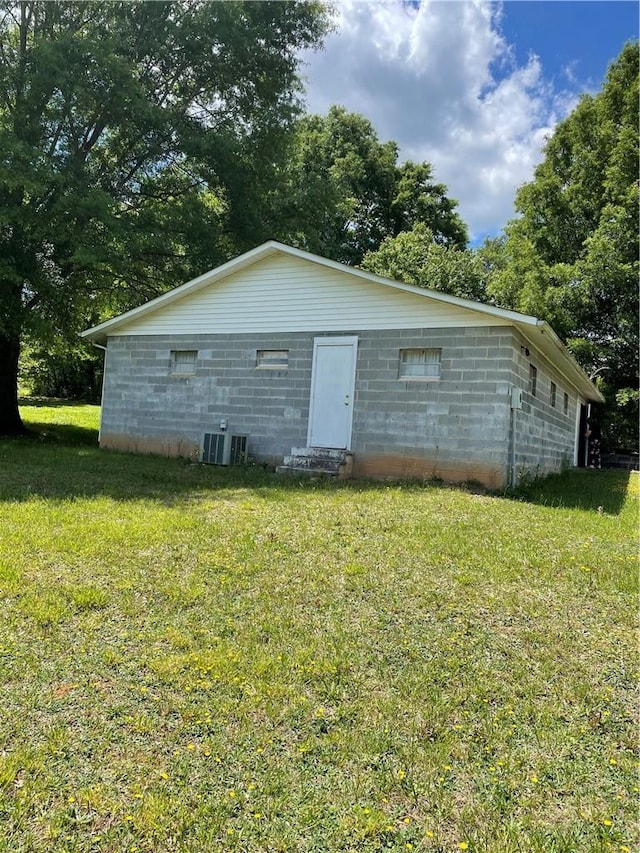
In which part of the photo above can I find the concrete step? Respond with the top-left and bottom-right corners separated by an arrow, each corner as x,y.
289,447 -> 347,460
282,454 -> 342,470
275,464 -> 339,477
277,448 -> 354,479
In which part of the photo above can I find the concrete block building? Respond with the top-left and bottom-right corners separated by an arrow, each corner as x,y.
82,241 -> 603,487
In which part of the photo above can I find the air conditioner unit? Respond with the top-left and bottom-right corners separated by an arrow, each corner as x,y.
202,432 -> 248,465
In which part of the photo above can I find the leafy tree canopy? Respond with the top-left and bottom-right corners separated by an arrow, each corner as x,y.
270,106 -> 468,265
485,41 -> 639,450
361,222 -> 487,302
0,0 -> 331,433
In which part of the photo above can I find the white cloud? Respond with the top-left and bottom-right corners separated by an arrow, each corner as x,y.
299,0 -> 574,242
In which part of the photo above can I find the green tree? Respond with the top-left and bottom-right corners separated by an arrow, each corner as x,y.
0,0 -> 330,433
486,42 -> 639,450
272,106 -> 467,265
390,161 -> 467,246
361,222 -> 486,301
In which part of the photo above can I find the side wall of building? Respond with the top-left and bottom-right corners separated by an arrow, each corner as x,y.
508,329 -> 583,482
99,325 -> 576,487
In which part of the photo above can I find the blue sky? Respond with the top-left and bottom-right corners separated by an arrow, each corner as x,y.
500,2 -> 637,90
300,1 -> 638,242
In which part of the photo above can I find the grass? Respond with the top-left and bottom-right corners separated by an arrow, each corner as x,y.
0,399 -> 637,853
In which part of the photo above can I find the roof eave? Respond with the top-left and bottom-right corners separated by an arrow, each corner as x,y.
517,320 -> 605,403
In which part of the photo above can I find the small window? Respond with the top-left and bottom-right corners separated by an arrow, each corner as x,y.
563,392 -> 569,415
257,350 -> 289,369
399,348 -> 441,380
550,381 -> 557,408
170,350 -> 197,374
529,364 -> 537,397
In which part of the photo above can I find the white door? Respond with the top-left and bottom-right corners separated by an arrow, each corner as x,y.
307,336 -> 358,449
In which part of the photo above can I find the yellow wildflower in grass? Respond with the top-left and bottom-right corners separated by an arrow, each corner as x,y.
602,818 -> 612,827
458,843 -> 469,851
531,775 -> 539,784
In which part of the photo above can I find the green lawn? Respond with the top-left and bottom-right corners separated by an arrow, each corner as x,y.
0,400 -> 637,853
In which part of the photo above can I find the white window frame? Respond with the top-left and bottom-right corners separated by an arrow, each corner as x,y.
398,348 -> 442,381
550,381 -> 557,408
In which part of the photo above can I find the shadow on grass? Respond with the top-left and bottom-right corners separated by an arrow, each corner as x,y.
21,420 -> 99,447
18,396 -> 98,409
0,434 -> 634,515
0,437 -> 355,505
507,469 -> 631,516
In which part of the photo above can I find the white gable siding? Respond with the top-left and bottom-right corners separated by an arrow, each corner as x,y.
117,252 -> 510,336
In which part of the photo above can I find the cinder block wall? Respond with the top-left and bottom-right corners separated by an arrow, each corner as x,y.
99,326 -> 576,485
508,331 -> 580,481
348,327 -> 514,485
100,332 -> 315,460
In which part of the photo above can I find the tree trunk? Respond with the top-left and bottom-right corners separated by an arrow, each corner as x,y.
0,332 -> 27,435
